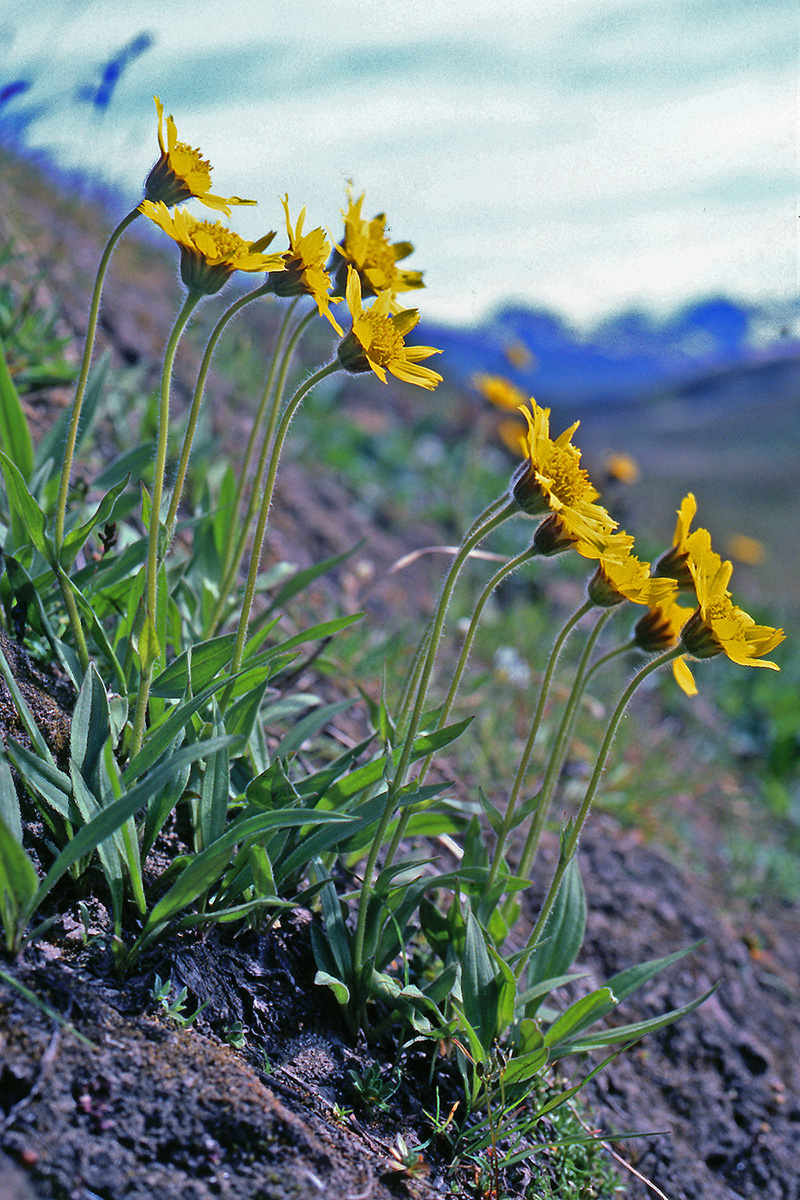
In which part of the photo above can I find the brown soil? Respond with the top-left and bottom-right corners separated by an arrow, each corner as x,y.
0,146 -> 799,1200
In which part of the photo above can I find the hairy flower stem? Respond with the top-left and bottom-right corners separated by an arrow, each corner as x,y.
211,305 -> 315,632
224,360 -> 342,690
130,291 -> 201,758
384,543 -> 540,869
54,207 -> 141,667
353,500 -> 517,983
512,607 -> 618,886
515,646 -> 681,979
395,493 -> 512,727
485,599 -> 594,892
165,282 -> 272,538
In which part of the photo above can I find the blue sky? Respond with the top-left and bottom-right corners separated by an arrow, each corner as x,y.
3,0 -> 797,326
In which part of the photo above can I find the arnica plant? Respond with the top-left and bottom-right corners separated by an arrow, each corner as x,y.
0,96 -> 785,1198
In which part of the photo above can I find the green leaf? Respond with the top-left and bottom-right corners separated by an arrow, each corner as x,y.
0,814 -> 39,951
265,542 -> 364,613
523,855 -> 586,1008
197,702 -> 229,850
60,475 -> 131,570
314,969 -> 350,1007
138,614 -> 161,673
273,699 -> 354,759
69,765 -> 124,928
0,744 -> 22,843
461,909 -> 501,1055
6,740 -> 71,819
544,987 -> 618,1051
0,333 -> 34,483
34,351 -> 110,479
551,984 -> 718,1055
70,663 -> 111,786
0,451 -> 52,562
150,635 -> 237,699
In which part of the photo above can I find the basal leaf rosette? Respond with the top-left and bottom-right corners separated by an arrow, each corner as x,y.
143,96 -> 256,215
266,197 -> 343,333
140,201 -> 284,295
513,400 -> 617,557
331,188 -> 424,299
337,267 -> 443,390
681,528 -> 785,669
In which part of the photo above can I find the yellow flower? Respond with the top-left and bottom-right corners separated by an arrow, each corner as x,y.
655,492 -> 697,589
474,374 -> 528,413
337,267 -> 442,390
143,96 -> 256,216
331,188 -> 424,298
139,201 -> 284,295
681,528 -> 785,669
603,451 -> 640,485
513,400 -> 617,557
727,533 -> 766,566
266,197 -> 343,333
634,596 -> 698,695
588,542 -> 678,608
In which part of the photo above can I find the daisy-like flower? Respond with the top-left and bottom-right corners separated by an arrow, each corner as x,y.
140,201 -> 284,295
655,493 -> 697,589
588,541 -> 678,609
474,374 -> 528,413
681,528 -> 784,669
266,197 -> 343,333
143,96 -> 256,216
337,267 -> 442,390
634,596 -> 698,696
512,400 -> 617,557
331,189 -> 424,298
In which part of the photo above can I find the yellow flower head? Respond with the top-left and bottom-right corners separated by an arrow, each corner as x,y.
634,596 -> 698,695
603,451 -> 640,485
681,528 -> 785,669
266,197 -> 343,333
655,492 -> 697,590
331,189 -> 424,299
139,201 -> 283,295
143,96 -> 256,216
474,374 -> 528,413
513,400 -> 617,557
588,541 -> 678,608
337,268 -> 442,390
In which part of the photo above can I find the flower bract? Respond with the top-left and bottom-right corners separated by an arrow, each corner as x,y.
634,596 -> 698,695
139,201 -> 283,295
266,198 -> 343,333
513,400 -> 617,557
681,528 -> 784,669
337,267 -> 442,390
331,189 -> 424,298
143,96 -> 256,216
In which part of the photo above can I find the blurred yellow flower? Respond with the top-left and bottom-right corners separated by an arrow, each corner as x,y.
332,189 -> 423,298
513,400 -> 617,557
143,96 -> 256,216
655,492 -> 697,589
603,451 -> 640,485
139,201 -> 283,294
337,267 -> 443,390
474,374 -> 528,413
267,198 -> 343,333
504,339 -> 534,369
727,533 -> 766,566
681,528 -> 784,669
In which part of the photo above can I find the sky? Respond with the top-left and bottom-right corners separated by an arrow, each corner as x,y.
2,0 -> 797,327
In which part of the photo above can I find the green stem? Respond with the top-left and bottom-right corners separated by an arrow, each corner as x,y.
513,607 -> 617,883
487,598 -> 594,891
352,498 -> 517,984
383,543 -> 539,869
55,207 -> 140,551
210,304 -> 314,634
515,645 -> 681,978
395,493 -> 511,727
130,290 -> 201,758
225,360 -> 342,684
165,282 -> 271,537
